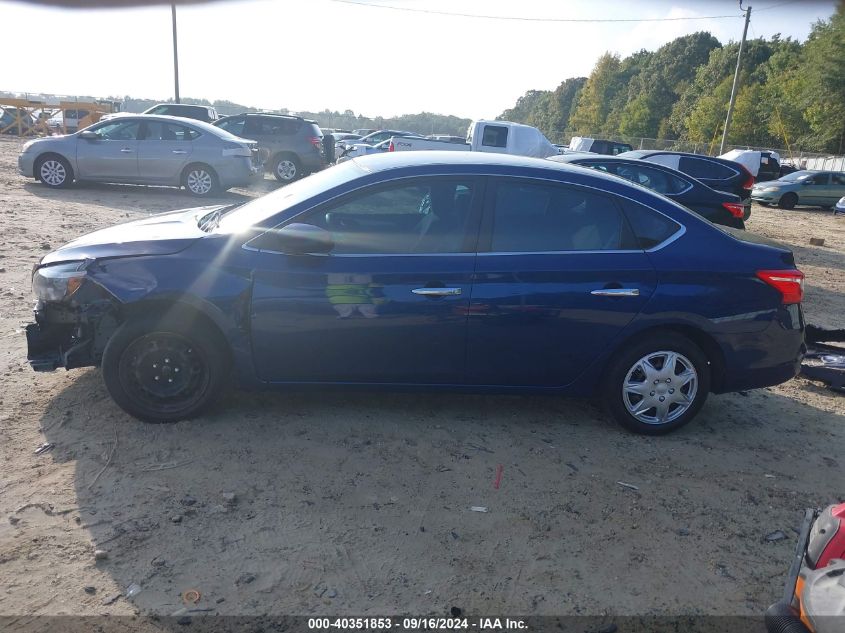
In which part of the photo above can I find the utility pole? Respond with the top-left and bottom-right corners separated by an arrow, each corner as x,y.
720,1 -> 751,154
171,2 -> 180,103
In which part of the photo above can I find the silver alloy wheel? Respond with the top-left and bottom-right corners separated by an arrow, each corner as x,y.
276,159 -> 297,181
40,159 -> 67,186
622,350 -> 698,425
186,169 -> 213,195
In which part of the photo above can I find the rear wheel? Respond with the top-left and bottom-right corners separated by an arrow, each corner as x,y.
778,193 -> 798,210
36,155 -> 73,188
273,154 -> 301,183
102,315 -> 230,422
183,164 -> 219,197
602,332 -> 711,434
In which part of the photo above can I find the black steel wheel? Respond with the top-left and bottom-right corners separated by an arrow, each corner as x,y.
102,315 -> 229,422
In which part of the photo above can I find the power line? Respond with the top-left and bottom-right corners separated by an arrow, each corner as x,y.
325,0 -> 742,23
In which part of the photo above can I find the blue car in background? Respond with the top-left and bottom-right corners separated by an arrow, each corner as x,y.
26,152 -> 805,434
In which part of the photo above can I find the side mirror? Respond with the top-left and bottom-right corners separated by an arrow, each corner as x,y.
259,223 -> 334,255
78,130 -> 98,140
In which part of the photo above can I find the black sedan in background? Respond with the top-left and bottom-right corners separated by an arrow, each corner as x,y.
619,150 -> 756,204
549,154 -> 747,228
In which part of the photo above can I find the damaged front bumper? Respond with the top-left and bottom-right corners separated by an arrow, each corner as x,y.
26,300 -> 118,372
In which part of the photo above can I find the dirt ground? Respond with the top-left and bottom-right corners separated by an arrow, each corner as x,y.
0,134 -> 843,619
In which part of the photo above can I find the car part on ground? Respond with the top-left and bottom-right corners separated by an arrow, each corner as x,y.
802,326 -> 845,393
17,114 -> 261,196
24,152 -> 805,433
213,113 -> 324,182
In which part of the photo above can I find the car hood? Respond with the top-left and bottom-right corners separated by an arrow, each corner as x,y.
39,205 -> 221,266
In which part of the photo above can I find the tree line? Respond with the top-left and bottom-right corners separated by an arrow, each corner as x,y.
498,4 -> 845,154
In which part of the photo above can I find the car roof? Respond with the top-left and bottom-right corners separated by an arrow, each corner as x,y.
350,150 -> 628,183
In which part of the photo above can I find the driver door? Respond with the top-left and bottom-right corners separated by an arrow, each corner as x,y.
76,119 -> 141,180
248,176 -> 483,384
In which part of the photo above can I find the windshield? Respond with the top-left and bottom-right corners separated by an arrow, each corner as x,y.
217,160 -> 367,232
779,171 -> 814,182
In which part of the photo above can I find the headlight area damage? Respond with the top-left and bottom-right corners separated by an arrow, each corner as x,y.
27,260 -> 124,372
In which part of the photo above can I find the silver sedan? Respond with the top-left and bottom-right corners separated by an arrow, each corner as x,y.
18,115 -> 262,197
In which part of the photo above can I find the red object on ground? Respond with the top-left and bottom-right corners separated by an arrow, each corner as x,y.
814,502 -> 845,568
493,464 -> 504,490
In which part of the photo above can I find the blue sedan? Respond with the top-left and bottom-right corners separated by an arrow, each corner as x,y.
26,152 -> 806,434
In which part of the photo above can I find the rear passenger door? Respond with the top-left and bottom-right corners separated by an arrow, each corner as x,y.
137,121 -> 196,183
466,178 -> 662,388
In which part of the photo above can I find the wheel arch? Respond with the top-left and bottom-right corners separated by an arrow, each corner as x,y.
34,151 -> 75,179
603,322 -> 726,393
119,296 -> 234,364
180,161 -> 219,183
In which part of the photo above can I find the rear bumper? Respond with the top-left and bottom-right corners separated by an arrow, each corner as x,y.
216,157 -> 262,189
715,304 -> 805,393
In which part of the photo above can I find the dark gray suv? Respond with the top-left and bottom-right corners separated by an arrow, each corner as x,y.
214,113 -> 325,182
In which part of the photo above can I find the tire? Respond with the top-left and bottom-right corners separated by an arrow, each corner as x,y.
101,314 -> 230,423
183,164 -> 219,197
778,193 -> 798,210
272,154 -> 301,183
602,332 -> 711,435
35,154 -> 73,188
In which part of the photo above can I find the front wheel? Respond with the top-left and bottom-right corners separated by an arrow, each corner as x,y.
602,332 -> 711,434
101,315 -> 230,422
36,155 -> 73,188
778,193 -> 798,210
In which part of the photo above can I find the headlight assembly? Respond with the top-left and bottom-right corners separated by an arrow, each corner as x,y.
32,262 -> 87,302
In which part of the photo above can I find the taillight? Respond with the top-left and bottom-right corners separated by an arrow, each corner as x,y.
722,202 -> 745,219
756,269 -> 804,304
388,141 -> 395,152
309,136 -> 322,151
740,166 -> 755,189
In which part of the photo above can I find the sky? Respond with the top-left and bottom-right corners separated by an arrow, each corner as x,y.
1,0 -> 838,119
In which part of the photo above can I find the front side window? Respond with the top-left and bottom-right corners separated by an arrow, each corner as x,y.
807,173 -> 830,185
287,178 -> 478,255
92,120 -> 140,140
481,125 -> 508,148
488,181 -> 633,252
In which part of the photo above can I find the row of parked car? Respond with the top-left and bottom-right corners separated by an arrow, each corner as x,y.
15,107 -> 845,222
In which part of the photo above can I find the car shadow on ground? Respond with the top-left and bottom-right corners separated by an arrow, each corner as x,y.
36,368 -> 845,616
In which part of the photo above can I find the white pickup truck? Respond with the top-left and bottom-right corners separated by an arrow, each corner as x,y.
387,120 -> 559,158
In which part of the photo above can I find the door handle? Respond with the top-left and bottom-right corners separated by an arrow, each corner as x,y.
172,150 -> 188,154
591,288 -> 640,297
412,287 -> 462,297
120,148 -> 133,153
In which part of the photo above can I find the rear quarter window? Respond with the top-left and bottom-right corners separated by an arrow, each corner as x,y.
679,156 -> 735,180
622,201 -> 682,250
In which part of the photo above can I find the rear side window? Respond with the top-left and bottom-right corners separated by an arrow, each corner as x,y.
622,201 -> 682,249
489,181 -> 634,252
831,173 -> 845,186
244,117 -> 301,136
144,122 -> 199,141
583,161 -> 690,195
679,156 -> 735,180
481,125 -> 509,148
